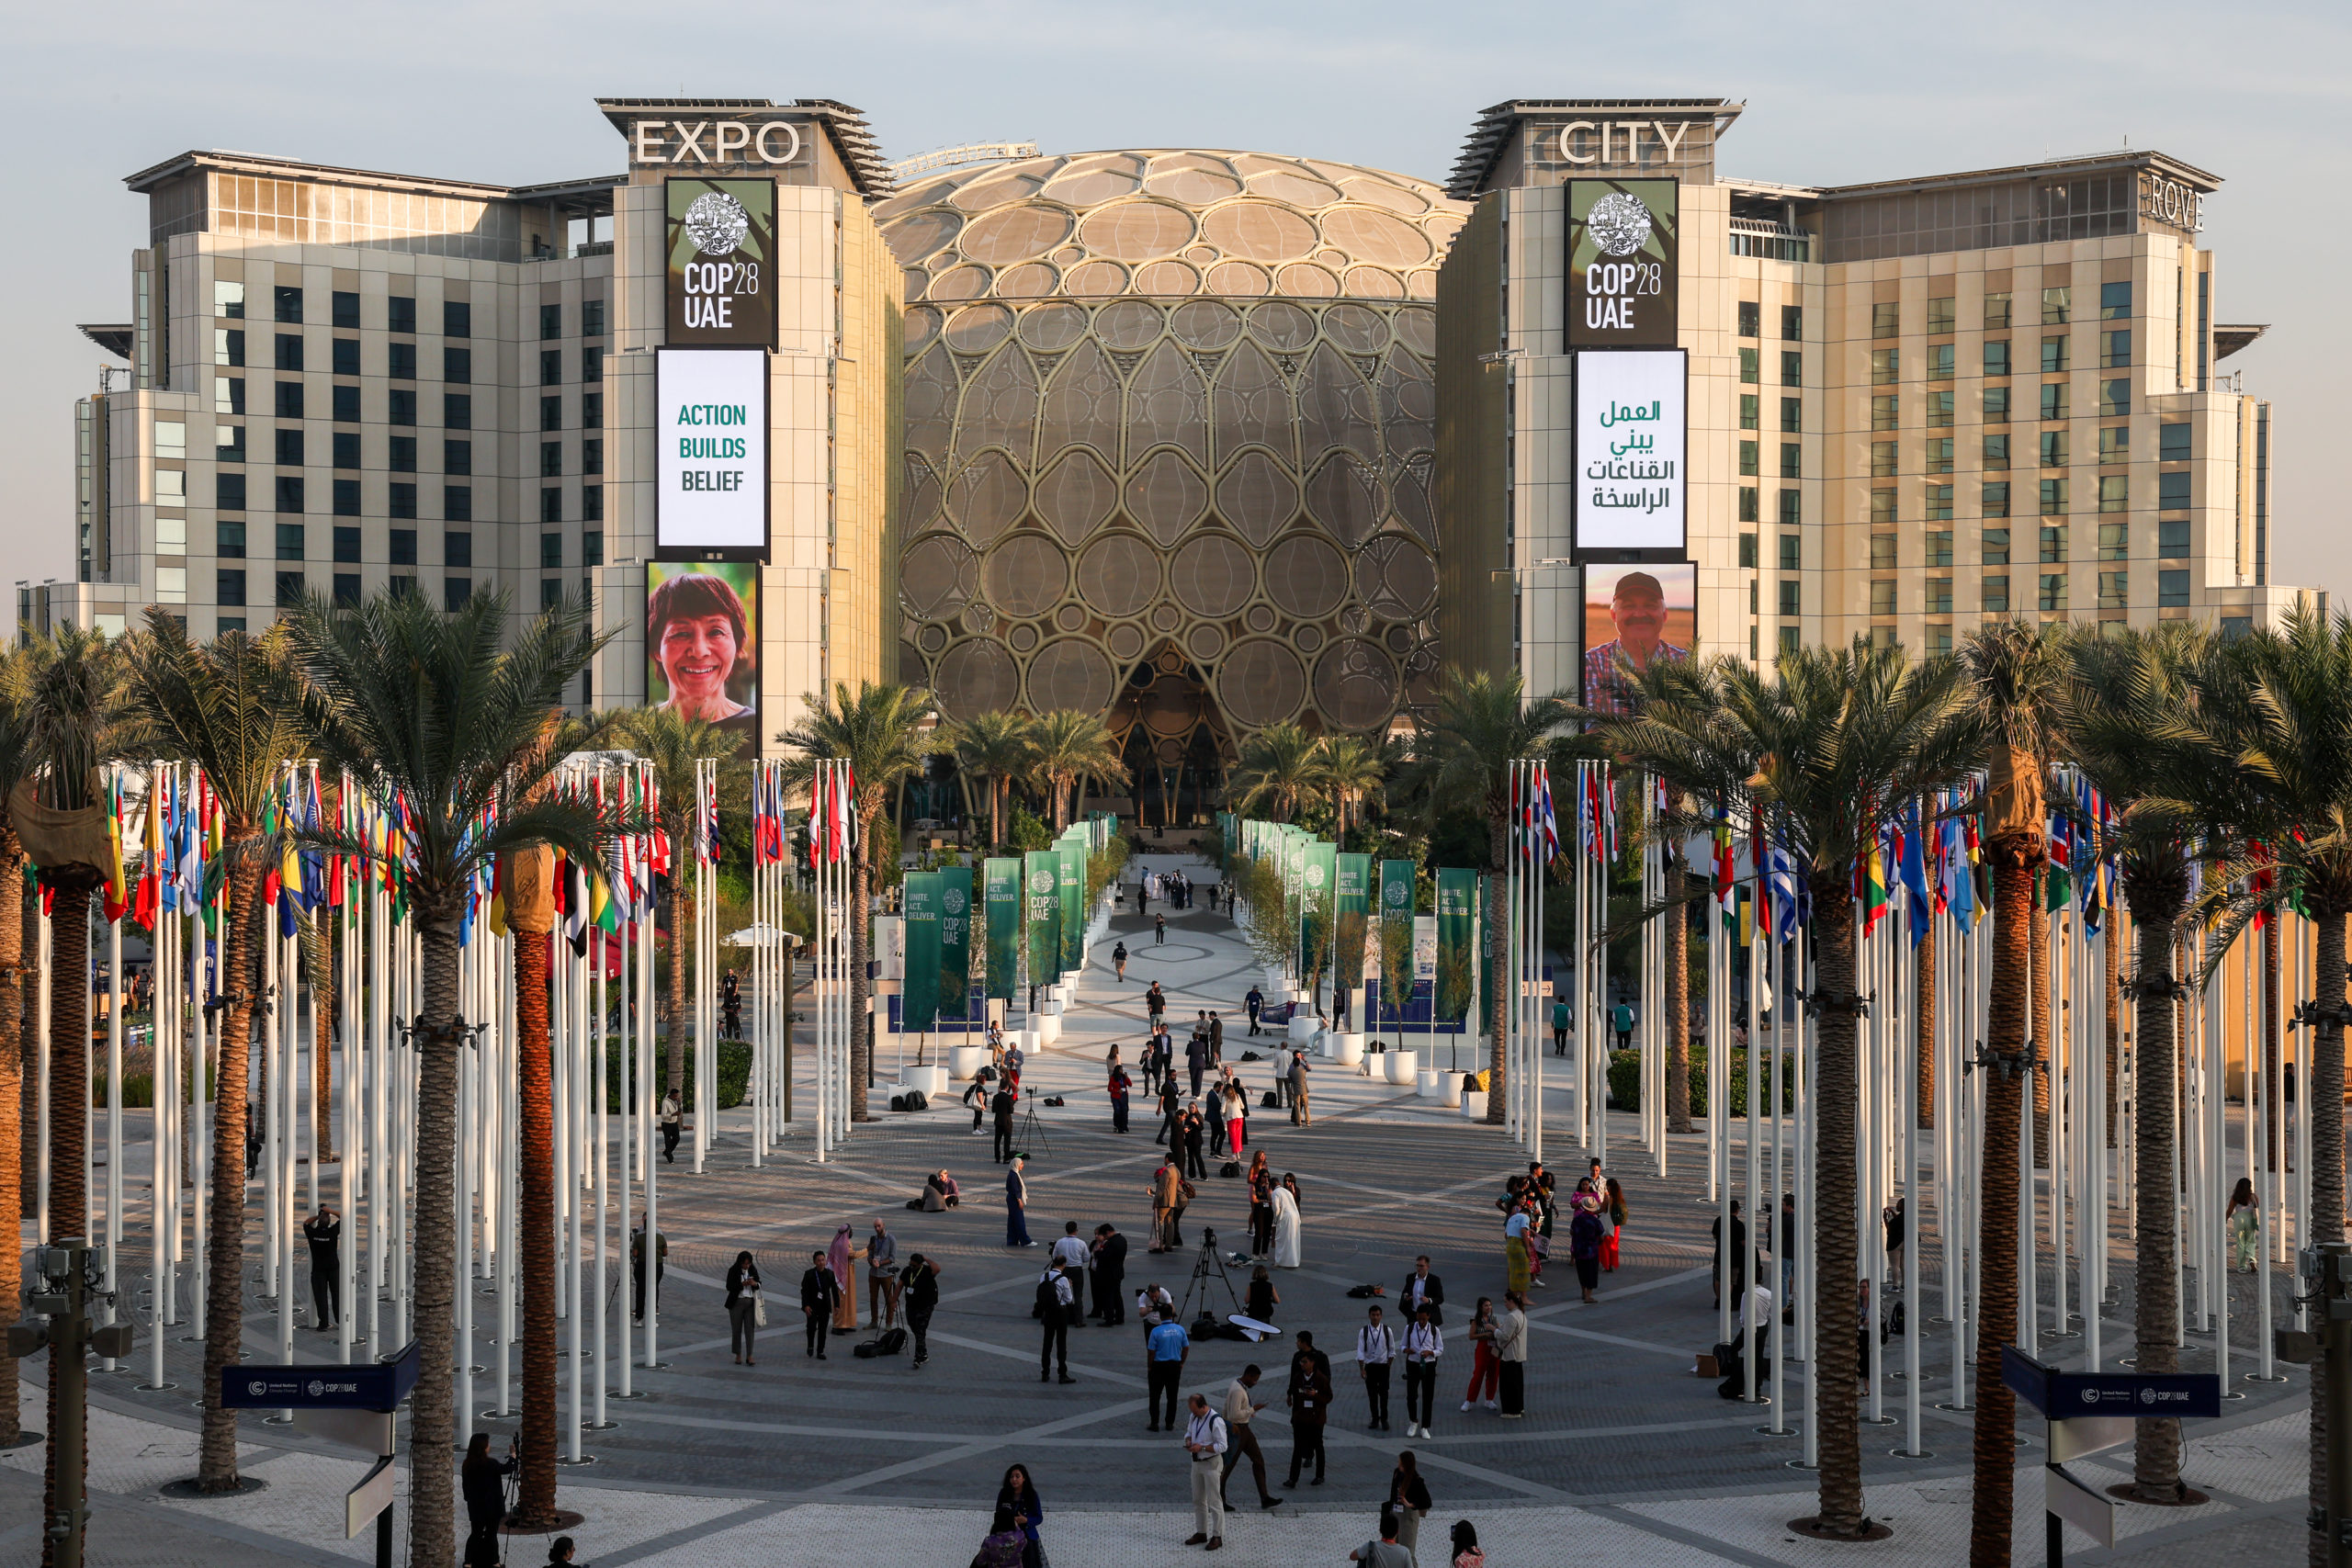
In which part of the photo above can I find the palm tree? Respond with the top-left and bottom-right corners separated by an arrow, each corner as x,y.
300,909 -> 337,1163
1958,619 -> 2068,1562
2183,604 -> 2352,1556
608,705 -> 748,1102
1227,722 -> 1324,825
0,647 -> 35,1448
1597,641 -> 1978,1542
948,709 -> 1035,851
2056,622 -> 2226,1505
123,612 -> 314,1492
1025,707 -> 1129,829
1409,668 -> 1578,1126
775,682 -> 936,1122
1317,733 -> 1388,839
288,589 -> 609,1568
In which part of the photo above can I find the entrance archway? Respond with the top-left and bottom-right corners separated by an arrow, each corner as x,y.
1111,647 -> 1231,829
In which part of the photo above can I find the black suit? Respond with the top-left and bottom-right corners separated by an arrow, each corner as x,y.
800,1267 -> 841,1357
1091,1233 -> 1129,1323
1399,1270 -> 1444,1325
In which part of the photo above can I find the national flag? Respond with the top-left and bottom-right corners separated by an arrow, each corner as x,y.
1860,823 -> 1889,936
105,772 -> 133,924
1532,765 -> 1561,864
563,854 -> 590,955
1898,804 -> 1932,944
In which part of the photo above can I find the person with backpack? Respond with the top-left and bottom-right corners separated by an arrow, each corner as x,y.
901,1253 -> 940,1368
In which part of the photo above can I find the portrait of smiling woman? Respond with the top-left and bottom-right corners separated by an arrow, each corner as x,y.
646,565 -> 759,739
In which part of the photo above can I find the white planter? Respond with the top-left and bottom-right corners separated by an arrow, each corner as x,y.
1417,1068 -> 1442,1098
1331,1032 -> 1365,1067
1021,1027 -> 1043,1055
901,1066 -> 947,1099
1384,1050 -> 1419,1086
948,1045 -> 988,1081
1043,988 -> 1064,1016
1037,1013 -> 1062,1044
1461,1090 -> 1488,1120
1432,1072 -> 1464,1107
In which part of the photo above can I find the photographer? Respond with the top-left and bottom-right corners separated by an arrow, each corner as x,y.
461,1431 -> 516,1567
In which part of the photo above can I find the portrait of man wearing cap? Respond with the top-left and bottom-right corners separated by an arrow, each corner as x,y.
1582,568 -> 1690,716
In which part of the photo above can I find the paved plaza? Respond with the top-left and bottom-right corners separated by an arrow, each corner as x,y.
3,854 -> 2314,1566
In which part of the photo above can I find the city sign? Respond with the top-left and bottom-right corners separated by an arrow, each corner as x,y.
654,347 -> 769,558
1555,121 -> 1700,165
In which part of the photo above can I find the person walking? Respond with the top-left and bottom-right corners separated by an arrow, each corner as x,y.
1272,1173 -> 1303,1269
1091,1224 -> 1128,1324
724,1250 -> 762,1365
631,1215 -> 667,1322
1712,1199 -> 1748,1310
1147,1310 -> 1191,1431
992,1080 -> 1019,1164
964,1075 -> 990,1134
1182,1103 -> 1209,1181
459,1433 -> 516,1568
1385,1452 -> 1434,1561
1402,1304 -> 1443,1438
1282,1339 -> 1331,1487
1247,1156 -> 1275,1259
1287,1051 -> 1312,1126
1220,1366 -> 1285,1512
302,1206 -> 342,1330
799,1249 -> 839,1359
1209,1010 -> 1225,1059
1570,1194 -> 1605,1304
995,1464 -> 1047,1568
1496,1291 -> 1529,1417
659,1089 -> 682,1163
1109,1061 -> 1133,1133
1150,1156 -> 1184,1254
1148,979 -> 1168,1032
1400,1257 -> 1444,1325
867,1219 -> 899,1328
1551,994 -> 1571,1056
1114,939 -> 1129,981
1155,911 -> 1169,946
827,1224 -> 859,1334
1602,1177 -> 1627,1272
1611,998 -> 1634,1050
1006,1156 -> 1035,1248
1182,1393 -> 1228,1551
900,1253 -> 939,1367
2228,1176 -> 2260,1271
1154,1075 -> 1182,1147
1186,1028 -> 1212,1098
1357,1304 -> 1396,1431
1460,1296 -> 1498,1413
1036,1263 -> 1077,1382
1245,984 -> 1264,1036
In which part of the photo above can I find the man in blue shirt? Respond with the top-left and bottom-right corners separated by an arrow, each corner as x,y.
1146,1314 -> 1191,1431
1245,985 -> 1265,1036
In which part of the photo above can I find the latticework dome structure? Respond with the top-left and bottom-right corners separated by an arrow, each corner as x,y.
877,150 -> 1466,807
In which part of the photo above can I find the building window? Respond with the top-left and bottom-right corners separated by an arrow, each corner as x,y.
445,486 -> 473,523
1983,481 -> 2011,519
217,520 -> 245,558
1871,533 -> 1896,570
1871,441 -> 1897,479
2098,522 -> 2128,561
2040,430 -> 2069,468
1738,485 -> 1759,522
2039,573 -> 2068,612
542,395 -> 564,433
443,346 -> 472,384
274,522 -> 304,560
2158,518 -> 2188,557
389,576 -> 417,601
1871,301 -> 1899,339
1737,301 -> 1759,338
275,428 -> 304,467
389,296 -> 416,334
387,434 -> 415,474
1923,530 -> 1952,569
2099,380 -> 2130,417
2098,475 -> 2129,513
445,529 -> 472,569
1778,398 -> 1800,434
444,299 -> 471,338
276,570 -> 305,608
1870,348 -> 1899,384
215,280 -> 246,319
334,573 -> 361,606
582,528 -> 604,566
537,440 -> 561,479
2098,426 -> 2129,464
542,349 -> 564,388
1738,347 -> 1758,385
1738,441 -> 1758,477
1925,623 -> 1953,655
2159,423 -> 2191,461
1983,527 -> 2010,566
1778,534 -> 1801,570
273,286 -> 302,324
582,299 -> 606,337
446,576 -> 472,612
333,290 -> 359,330
1779,580 -> 1801,616
332,338 -> 359,378
2040,478 -> 2069,516
1779,626 -> 1800,654
1781,305 -> 1802,340
2041,286 -> 2071,325
334,384 -> 361,423
1984,291 -> 2012,330
446,439 -> 472,476
2097,570 -> 2127,609
217,569 -> 247,606
582,346 -> 604,383
334,525 -> 361,563
1777,490 -> 1801,526
2100,280 -> 2132,320
332,431 -> 360,469
541,578 -> 565,611
2100,330 -> 2132,369
1926,437 -> 1954,474
333,479 -> 361,516
582,438 -> 603,476
390,389 -> 417,426
582,391 -> 603,428
1871,396 -> 1898,431
2158,471 -> 2190,510
540,532 -> 563,570
1749,580 -> 1759,615
445,393 -> 472,430
2040,383 -> 2068,422
1925,391 -> 1954,427
2041,524 -> 2068,563
1926,484 -> 1953,520
390,483 -> 417,520
1870,489 -> 1896,525
1981,575 -> 2010,612
1869,581 -> 1897,618
1983,341 -> 2010,378
275,475 -> 304,513
582,486 -> 604,524
540,488 -> 563,524
2158,569 -> 2189,607
1984,386 -> 2010,424
1927,344 -> 1954,381
390,527 -> 418,566
1780,351 -> 1802,388
1927,577 -> 1953,615
215,328 -> 245,367
2041,336 -> 2069,374
1738,532 -> 1758,568
541,303 -> 562,341
217,472 -> 251,514
390,342 -> 416,379
275,381 -> 303,419
1779,443 -> 1801,479
217,424 -> 247,463
1927,296 -> 1955,335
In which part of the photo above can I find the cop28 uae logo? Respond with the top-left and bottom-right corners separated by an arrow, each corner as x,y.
1384,881 -> 1408,908
1306,865 -> 1327,889
684,191 -> 751,257
1586,191 -> 1654,256
944,888 -> 967,915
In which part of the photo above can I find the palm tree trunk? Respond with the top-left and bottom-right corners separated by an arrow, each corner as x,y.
1666,860 -> 1690,1135
1971,831 -> 2038,1566
2030,889 -> 2051,1167
0,836 -> 24,1446
198,852 -> 266,1491
1801,885 -> 1868,1536
2309,908 -> 2347,1568
17,875 -> 31,1222
1917,918 -> 1936,1131
2122,896 -> 2185,1499
989,779 -> 1004,852
405,916 -> 465,1568
44,871 -> 99,1566
1484,813 -> 1508,1124
666,875 -> 690,1100
849,852 -> 873,1122
512,929 -> 559,1528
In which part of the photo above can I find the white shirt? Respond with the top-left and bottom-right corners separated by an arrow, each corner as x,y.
1404,1323 -> 1443,1362
1185,1408 -> 1227,1457
1740,1281 -> 1775,1332
1223,1379 -> 1260,1427
1356,1323 -> 1396,1365
1051,1235 -> 1091,1270
1042,1269 -> 1073,1308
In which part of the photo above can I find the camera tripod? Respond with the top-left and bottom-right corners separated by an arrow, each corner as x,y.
1175,1226 -> 1239,1326
1012,1092 -> 1052,1162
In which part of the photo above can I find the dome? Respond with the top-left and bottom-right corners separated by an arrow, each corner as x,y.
882,150 -> 1466,768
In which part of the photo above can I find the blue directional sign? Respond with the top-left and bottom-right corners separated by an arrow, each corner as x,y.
220,1340 -> 419,1412
2002,1346 -> 2220,1420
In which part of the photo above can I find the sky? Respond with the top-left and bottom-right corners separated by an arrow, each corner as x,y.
3,0 -> 2344,595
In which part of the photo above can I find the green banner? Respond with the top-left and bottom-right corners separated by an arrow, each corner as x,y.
1024,851 -> 1060,991
1057,840 -> 1086,976
902,870 -> 941,1034
984,856 -> 1022,1000
1335,852 -> 1371,990
1378,859 -> 1417,1011
1477,874 -> 1496,1040
938,864 -> 972,1020
1435,867 -> 1478,1023
1299,840 -> 1338,976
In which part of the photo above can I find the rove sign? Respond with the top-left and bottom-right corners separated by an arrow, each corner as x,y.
656,347 -> 768,558
667,178 -> 776,347
1572,348 -> 1687,556
1566,179 -> 1679,349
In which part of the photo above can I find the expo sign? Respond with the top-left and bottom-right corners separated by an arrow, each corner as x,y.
632,119 -> 803,168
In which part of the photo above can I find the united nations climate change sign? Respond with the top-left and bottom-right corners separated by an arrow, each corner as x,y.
655,347 -> 768,558
666,178 -> 777,346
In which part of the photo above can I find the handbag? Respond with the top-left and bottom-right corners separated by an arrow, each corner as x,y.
752,1291 -> 768,1327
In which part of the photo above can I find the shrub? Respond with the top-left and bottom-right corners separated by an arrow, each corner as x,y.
1605,1044 -> 1792,1118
